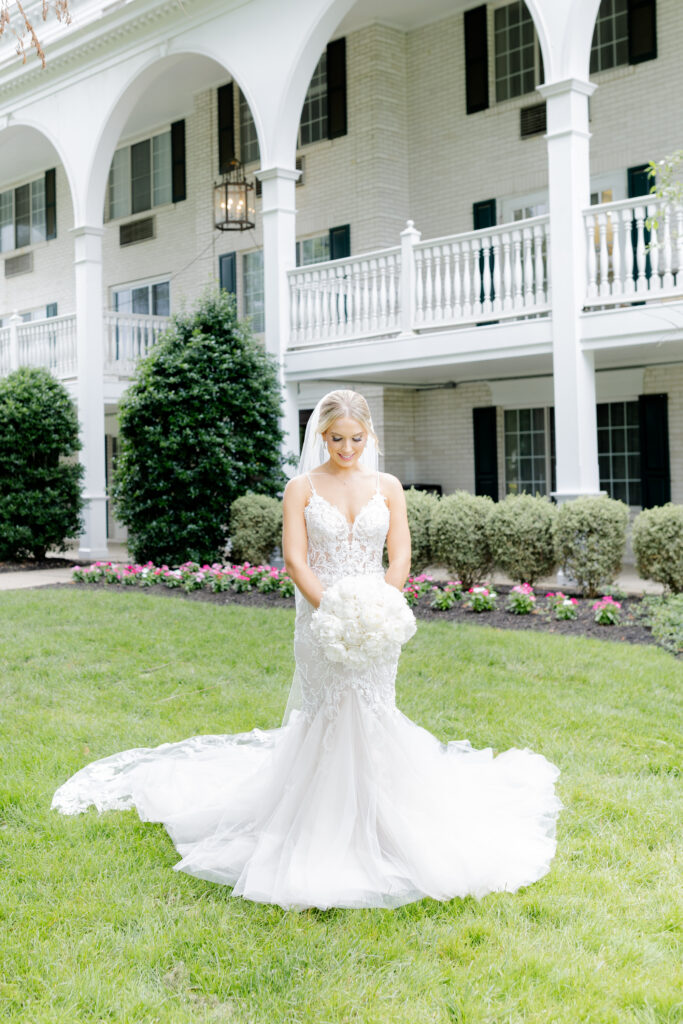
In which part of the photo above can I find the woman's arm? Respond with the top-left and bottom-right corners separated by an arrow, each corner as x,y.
382,474 -> 411,591
282,476 -> 324,608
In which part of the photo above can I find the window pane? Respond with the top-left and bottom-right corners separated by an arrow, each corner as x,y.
590,0 -> 628,72
240,91 -> 260,164
14,183 -> 30,249
30,178 -> 46,243
504,406 -> 548,496
132,287 -> 150,315
494,0 -> 536,101
108,148 -> 131,220
299,52 -> 328,146
113,288 -> 131,313
152,131 -> 172,207
243,250 -> 265,332
152,281 -> 170,316
0,190 -> 13,252
595,400 -> 641,504
297,234 -> 331,266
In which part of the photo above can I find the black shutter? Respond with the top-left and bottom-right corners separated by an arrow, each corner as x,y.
217,83 -> 235,173
628,0 -> 657,64
639,394 -> 670,507
131,139 -> 151,214
473,200 -> 496,305
329,223 -> 350,260
464,5 -> 489,115
327,38 -> 347,138
219,252 -> 237,294
628,164 -> 652,283
473,406 -> 498,499
171,120 -> 186,203
45,168 -> 56,240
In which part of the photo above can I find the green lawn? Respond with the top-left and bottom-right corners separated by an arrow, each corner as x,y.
1,588 -> 681,1024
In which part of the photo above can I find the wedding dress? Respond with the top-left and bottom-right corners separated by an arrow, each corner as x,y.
52,470 -> 562,911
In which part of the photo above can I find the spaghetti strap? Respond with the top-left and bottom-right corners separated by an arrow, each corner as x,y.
306,472 -> 317,495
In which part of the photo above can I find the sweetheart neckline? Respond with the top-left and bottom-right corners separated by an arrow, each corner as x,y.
305,490 -> 388,529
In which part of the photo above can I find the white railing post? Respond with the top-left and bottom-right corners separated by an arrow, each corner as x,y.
399,219 -> 421,334
8,312 -> 21,372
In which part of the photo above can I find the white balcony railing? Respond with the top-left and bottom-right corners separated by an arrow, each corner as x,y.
287,215 -> 551,348
289,247 -> 402,345
584,196 -> 683,307
17,314 -> 78,377
104,312 -> 170,374
0,325 -> 11,376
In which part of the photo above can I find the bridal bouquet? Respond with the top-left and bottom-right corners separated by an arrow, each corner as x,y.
311,575 -> 417,666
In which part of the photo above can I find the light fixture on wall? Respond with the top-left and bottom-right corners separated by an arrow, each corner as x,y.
214,160 -> 255,231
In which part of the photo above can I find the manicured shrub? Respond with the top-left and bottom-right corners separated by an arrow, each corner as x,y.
486,493 -> 557,584
648,594 -> 683,655
404,487 -> 440,573
430,491 -> 494,589
229,493 -> 283,565
0,367 -> 83,560
632,503 -> 683,593
554,496 -> 628,597
113,290 -> 288,564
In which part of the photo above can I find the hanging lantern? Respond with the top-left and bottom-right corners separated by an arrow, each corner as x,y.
214,160 -> 255,231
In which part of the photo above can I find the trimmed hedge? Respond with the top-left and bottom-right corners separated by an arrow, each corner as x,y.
632,503 -> 683,594
229,493 -> 283,565
404,487 -> 440,573
486,494 -> 558,584
430,491 -> 494,589
0,366 -> 83,560
554,496 -> 629,597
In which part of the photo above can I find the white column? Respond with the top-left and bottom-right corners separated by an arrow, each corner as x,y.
72,225 -> 108,559
399,219 -> 421,335
257,165 -> 301,468
538,78 -> 601,501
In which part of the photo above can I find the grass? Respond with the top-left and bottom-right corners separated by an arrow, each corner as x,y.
1,587 -> 681,1024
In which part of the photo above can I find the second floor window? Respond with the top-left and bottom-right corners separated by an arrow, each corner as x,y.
240,93 -> 260,165
299,52 -> 328,146
108,131 -> 173,220
0,170 -> 55,252
494,1 -> 537,102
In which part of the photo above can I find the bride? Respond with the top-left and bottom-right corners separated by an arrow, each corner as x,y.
52,389 -> 561,910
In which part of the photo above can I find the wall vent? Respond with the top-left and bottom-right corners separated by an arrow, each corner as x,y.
520,102 -> 547,138
4,252 -> 33,278
119,217 -> 155,246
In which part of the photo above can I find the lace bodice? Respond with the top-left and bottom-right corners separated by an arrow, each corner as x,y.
292,475 -> 396,726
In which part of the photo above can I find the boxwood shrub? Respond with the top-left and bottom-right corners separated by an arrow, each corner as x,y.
486,493 -> 558,584
430,491 -> 494,589
229,493 -> 283,565
632,503 -> 683,593
554,495 -> 628,597
404,487 -> 440,573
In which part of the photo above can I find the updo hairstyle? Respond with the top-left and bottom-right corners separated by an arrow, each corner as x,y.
317,390 -> 378,446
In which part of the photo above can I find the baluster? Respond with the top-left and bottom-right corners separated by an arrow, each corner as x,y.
433,247 -> 443,320
366,259 -> 376,331
414,248 -> 425,323
303,273 -> 313,341
611,212 -> 622,296
289,278 -> 299,342
661,204 -> 674,290
634,205 -> 647,293
502,232 -> 513,310
544,220 -> 552,303
462,242 -> 472,317
675,206 -> 683,288
352,264 -> 362,334
598,213 -> 610,297
331,266 -> 342,336
585,213 -> 597,299
491,234 -> 502,312
622,208 -> 635,295
512,230 -> 523,309
323,269 -> 333,338
378,257 -> 388,330
297,278 -> 306,341
522,227 -> 533,307
647,204 -> 660,291
482,236 -> 492,314
359,261 -> 369,332
472,239 -> 482,317
387,255 -> 397,328
452,242 -> 462,319
442,245 -> 452,320
311,271 -> 321,337
423,248 -> 434,322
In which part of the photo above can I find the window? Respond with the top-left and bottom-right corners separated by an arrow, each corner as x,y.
299,52 -> 328,146
107,128 -> 178,220
296,234 -> 331,266
243,250 -> 264,332
504,407 -> 555,495
0,173 -> 51,252
590,0 -> 629,73
597,401 -> 641,505
240,92 -> 260,164
494,1 -> 538,102
113,280 -> 170,316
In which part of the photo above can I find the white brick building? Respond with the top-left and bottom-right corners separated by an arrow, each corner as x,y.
0,0 -> 680,556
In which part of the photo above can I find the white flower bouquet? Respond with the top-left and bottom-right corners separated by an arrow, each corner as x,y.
311,574 -> 417,666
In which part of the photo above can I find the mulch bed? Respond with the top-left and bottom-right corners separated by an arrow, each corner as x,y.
0,558 -> 78,573
58,580 -> 659,650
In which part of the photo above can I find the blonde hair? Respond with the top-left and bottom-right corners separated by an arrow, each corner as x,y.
317,390 -> 378,445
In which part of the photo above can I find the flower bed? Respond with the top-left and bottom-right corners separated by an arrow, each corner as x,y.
72,560 -> 295,598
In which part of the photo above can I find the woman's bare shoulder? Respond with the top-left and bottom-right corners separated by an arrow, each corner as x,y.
379,472 -> 405,500
283,474 -> 311,504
